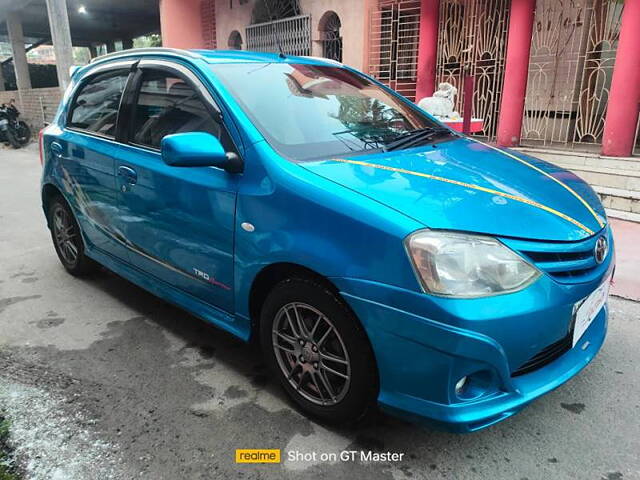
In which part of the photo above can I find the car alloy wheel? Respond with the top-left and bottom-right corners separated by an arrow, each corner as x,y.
52,204 -> 79,265
271,302 -> 351,406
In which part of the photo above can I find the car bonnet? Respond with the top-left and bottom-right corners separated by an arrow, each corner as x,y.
300,137 -> 606,241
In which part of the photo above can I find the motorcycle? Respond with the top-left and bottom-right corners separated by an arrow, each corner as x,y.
0,100 -> 31,148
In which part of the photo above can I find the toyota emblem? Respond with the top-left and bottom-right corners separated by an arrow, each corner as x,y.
594,236 -> 608,264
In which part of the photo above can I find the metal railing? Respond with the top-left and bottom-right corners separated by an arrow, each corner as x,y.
368,0 -> 421,101
319,12 -> 343,62
633,114 -> 640,156
246,15 -> 312,56
521,0 -> 624,151
436,0 -> 511,141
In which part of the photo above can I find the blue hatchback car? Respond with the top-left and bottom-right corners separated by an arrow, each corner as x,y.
40,48 -> 614,432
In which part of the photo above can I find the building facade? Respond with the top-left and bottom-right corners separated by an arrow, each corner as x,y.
160,0 -> 639,155
160,0 -> 640,219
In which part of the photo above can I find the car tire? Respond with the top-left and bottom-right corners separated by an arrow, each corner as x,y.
15,121 -> 31,147
48,196 -> 97,276
260,277 -> 378,424
5,128 -> 21,149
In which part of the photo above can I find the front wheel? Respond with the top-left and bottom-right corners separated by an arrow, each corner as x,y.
260,277 -> 378,424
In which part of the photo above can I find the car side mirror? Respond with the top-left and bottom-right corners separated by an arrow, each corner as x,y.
160,132 -> 243,174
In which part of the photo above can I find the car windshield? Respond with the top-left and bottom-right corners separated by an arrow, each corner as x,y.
210,62 -> 448,161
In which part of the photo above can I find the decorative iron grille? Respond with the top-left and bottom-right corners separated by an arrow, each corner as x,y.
251,0 -> 301,24
368,0 -> 421,101
634,117 -> 640,156
522,0 -> 624,150
228,30 -> 243,50
246,15 -> 312,56
320,12 -> 343,62
436,0 -> 511,140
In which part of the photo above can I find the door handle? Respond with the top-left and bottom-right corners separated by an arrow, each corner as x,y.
117,165 -> 138,185
50,142 -> 63,158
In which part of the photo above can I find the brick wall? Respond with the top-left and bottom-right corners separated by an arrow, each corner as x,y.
0,87 -> 63,130
201,0 -> 217,49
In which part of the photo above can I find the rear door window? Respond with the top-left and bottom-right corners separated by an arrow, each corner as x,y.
129,69 -> 220,149
68,69 -> 129,137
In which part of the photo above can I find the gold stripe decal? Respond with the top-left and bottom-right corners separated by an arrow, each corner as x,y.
472,139 -> 605,229
330,158 -> 595,236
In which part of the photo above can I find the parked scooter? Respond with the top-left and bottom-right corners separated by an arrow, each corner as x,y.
0,99 -> 31,148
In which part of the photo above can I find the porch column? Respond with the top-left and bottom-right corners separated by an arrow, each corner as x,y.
415,0 -> 440,101
6,12 -> 32,90
160,0 -> 204,49
601,0 -> 640,157
496,0 -> 536,147
106,41 -> 116,53
45,0 -> 74,91
88,45 -> 98,58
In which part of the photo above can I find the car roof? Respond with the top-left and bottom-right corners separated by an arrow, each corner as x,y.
194,49 -> 332,65
90,47 -> 343,68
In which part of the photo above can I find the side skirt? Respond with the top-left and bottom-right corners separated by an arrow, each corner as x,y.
85,246 -> 251,342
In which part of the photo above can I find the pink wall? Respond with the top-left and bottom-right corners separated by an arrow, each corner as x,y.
160,0 -> 205,49
601,0 -> 640,157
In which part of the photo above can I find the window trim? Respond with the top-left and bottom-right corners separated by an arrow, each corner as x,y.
65,60 -> 138,141
121,59 -> 225,153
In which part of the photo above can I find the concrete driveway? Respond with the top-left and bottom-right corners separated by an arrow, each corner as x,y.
0,144 -> 639,480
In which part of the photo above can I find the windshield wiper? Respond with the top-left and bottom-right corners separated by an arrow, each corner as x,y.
384,126 -> 454,152
332,128 -> 388,152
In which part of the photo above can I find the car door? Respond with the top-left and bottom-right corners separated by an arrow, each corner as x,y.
58,61 -> 135,261
115,60 -> 238,313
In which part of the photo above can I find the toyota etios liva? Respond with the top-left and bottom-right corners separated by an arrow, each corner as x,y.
41,49 -> 614,432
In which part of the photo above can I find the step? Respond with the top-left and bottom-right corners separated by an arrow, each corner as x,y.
594,186 -> 640,215
605,208 -> 640,223
516,147 -> 640,172
553,164 -> 640,191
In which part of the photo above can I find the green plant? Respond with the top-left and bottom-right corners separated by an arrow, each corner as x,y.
0,417 -> 20,480
133,34 -> 162,48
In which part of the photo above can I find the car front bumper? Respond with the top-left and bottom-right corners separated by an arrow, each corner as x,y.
332,263 -> 612,432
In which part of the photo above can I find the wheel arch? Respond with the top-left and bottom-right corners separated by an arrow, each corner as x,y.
248,262 -> 342,333
249,261 -> 381,411
41,183 -> 65,228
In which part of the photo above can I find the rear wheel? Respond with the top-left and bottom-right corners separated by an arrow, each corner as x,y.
14,121 -> 31,146
6,122 -> 31,148
260,277 -> 377,424
5,128 -> 20,148
48,196 -> 97,276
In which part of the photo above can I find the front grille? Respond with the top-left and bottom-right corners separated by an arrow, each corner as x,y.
500,227 -> 610,284
512,334 -> 572,377
504,227 -> 610,377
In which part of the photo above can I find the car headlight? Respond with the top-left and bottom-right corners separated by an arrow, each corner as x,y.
405,230 -> 541,298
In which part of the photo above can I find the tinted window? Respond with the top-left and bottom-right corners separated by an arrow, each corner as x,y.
69,69 -> 129,137
130,70 -> 220,149
210,63 -> 443,161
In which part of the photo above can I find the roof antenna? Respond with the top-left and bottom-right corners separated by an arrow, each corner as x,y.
264,0 -> 287,59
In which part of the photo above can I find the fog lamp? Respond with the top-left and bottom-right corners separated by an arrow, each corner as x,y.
455,376 -> 468,395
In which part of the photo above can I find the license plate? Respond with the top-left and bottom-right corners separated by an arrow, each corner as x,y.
572,276 -> 610,347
